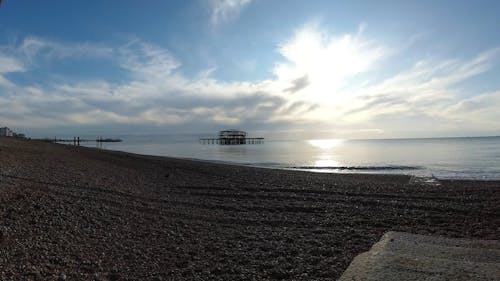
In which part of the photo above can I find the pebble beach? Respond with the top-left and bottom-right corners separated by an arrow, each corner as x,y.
0,137 -> 499,280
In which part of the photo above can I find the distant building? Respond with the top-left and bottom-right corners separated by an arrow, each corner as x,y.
0,127 -> 14,137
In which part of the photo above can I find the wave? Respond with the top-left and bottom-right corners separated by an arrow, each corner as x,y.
290,165 -> 423,171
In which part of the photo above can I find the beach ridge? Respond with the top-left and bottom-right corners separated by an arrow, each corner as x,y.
0,137 -> 499,280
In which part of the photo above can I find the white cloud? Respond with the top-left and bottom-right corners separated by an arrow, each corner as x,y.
339,48 -> 500,126
445,91 -> 500,128
0,55 -> 25,73
0,54 -> 25,89
0,75 -> 15,88
18,36 -> 113,61
117,40 -> 180,80
265,24 -> 500,136
208,0 -> 252,26
0,36 -> 285,131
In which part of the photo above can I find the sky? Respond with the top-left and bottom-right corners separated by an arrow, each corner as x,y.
0,0 -> 499,139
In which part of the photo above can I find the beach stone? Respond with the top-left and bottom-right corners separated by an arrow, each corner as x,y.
338,231 -> 500,281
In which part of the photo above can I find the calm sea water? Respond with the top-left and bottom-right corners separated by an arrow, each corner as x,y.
85,135 -> 500,180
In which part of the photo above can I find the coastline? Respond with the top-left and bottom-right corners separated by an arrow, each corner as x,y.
91,136 -> 500,180
1,137 -> 499,280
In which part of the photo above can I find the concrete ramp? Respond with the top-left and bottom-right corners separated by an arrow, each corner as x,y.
338,232 -> 500,281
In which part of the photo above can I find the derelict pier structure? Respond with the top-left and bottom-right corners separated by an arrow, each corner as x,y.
199,129 -> 264,145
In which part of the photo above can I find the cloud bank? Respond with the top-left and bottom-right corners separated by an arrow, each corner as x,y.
0,24 -> 499,138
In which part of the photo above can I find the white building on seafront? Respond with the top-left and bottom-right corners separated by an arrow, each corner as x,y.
0,127 -> 14,137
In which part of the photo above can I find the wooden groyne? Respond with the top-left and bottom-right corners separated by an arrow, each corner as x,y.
35,137 -> 122,146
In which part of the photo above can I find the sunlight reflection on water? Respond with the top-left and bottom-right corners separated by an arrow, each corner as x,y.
90,136 -> 500,179
308,139 -> 344,149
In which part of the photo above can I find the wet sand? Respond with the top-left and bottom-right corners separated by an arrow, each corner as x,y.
0,137 -> 499,280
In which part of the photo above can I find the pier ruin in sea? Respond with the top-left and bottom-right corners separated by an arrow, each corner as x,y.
200,129 -> 264,145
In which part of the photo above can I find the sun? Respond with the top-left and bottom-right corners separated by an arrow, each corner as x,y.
275,24 -> 384,106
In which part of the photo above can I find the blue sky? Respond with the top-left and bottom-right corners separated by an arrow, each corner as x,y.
0,0 -> 499,138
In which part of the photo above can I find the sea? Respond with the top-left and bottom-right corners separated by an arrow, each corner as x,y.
81,135 -> 500,180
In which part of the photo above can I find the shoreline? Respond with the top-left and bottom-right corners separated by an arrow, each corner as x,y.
1,137 -> 499,280
84,143 -> 500,182
71,136 -> 500,181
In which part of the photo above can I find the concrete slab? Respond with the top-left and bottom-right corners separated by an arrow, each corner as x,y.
338,232 -> 500,281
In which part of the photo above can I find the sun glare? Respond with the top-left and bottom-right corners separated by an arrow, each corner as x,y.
314,158 -> 340,167
276,25 -> 384,108
308,139 -> 344,149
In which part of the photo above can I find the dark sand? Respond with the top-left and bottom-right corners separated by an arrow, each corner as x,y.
0,137 -> 499,280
